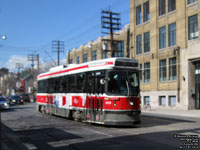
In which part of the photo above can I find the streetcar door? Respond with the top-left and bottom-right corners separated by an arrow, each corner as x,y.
46,78 -> 54,114
86,71 -> 105,122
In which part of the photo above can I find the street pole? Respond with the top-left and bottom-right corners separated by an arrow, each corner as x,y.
52,40 -> 64,66
0,34 -> 6,149
27,53 -> 37,102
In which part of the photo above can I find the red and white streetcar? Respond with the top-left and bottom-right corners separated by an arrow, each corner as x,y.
37,58 -> 141,126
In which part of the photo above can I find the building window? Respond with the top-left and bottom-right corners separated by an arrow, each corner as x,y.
143,1 -> 150,22
144,96 -> 150,105
188,0 -> 197,5
188,14 -> 198,40
144,32 -> 150,53
144,62 -> 150,83
168,23 -> 176,46
102,43 -> 108,59
114,41 -> 124,57
83,54 -> 88,63
169,96 -> 176,106
169,57 -> 176,80
159,0 -> 166,16
160,59 -> 167,82
76,56 -> 80,64
136,34 -> 142,54
159,96 -> 166,106
69,59 -> 73,64
159,26 -> 166,49
139,64 -> 143,83
136,5 -> 142,25
92,50 -> 97,61
168,0 -> 176,12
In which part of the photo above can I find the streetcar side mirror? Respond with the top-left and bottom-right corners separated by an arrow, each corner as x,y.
100,79 -> 105,85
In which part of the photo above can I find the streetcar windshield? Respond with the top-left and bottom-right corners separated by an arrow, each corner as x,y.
128,72 -> 140,96
107,71 -> 139,96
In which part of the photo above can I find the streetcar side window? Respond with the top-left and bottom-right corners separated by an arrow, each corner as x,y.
68,75 -> 76,93
38,80 -> 47,93
87,72 -> 95,94
76,73 -> 85,93
54,77 -> 60,93
96,71 -> 105,94
86,71 -> 105,94
60,75 -> 67,93
48,79 -> 54,93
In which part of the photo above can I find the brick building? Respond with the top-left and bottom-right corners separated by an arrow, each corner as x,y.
67,25 -> 130,64
130,0 -> 200,110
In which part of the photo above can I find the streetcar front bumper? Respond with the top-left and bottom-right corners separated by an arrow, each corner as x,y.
103,110 -> 141,126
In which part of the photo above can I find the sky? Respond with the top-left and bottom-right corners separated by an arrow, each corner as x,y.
0,0 -> 129,72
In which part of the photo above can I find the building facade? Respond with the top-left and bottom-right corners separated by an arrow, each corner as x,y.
67,0 -> 200,110
67,25 -> 130,64
130,0 -> 200,110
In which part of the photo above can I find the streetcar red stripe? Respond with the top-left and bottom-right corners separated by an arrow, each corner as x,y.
39,65 -> 89,78
38,61 -> 114,79
105,61 -> 114,65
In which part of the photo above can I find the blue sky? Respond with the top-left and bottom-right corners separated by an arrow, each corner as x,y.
0,0 -> 129,72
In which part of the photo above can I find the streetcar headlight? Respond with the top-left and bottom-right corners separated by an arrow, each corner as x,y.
4,103 -> 8,106
129,101 -> 134,106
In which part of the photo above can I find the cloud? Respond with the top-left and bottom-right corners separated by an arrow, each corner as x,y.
6,55 -> 31,71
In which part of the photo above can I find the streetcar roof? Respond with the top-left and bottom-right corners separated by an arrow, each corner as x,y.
37,57 -> 138,80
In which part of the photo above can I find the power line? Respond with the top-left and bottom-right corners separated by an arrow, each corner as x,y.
101,10 -> 121,57
27,53 -> 38,71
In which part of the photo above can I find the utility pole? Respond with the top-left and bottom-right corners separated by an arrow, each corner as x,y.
37,54 -> 39,71
101,10 -> 121,57
15,63 -> 24,74
27,53 -> 38,71
15,63 -> 24,80
52,40 -> 64,66
27,53 -> 38,102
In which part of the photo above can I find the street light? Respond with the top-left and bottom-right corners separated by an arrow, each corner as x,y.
2,35 -> 7,40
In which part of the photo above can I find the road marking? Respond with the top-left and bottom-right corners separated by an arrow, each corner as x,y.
82,127 -> 113,137
118,129 -> 140,135
23,143 -> 37,150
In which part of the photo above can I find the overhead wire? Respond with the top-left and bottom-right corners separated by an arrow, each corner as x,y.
2,0 -> 130,68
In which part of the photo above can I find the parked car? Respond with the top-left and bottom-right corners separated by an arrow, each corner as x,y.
19,94 -> 30,102
0,96 -> 9,110
10,95 -> 24,105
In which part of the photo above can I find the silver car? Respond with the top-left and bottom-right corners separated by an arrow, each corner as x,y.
0,96 -> 9,110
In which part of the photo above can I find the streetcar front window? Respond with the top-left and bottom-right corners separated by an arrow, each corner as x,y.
128,72 -> 140,96
107,71 -> 128,96
107,71 -> 139,96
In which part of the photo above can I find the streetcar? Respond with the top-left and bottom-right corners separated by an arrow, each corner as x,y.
37,58 -> 141,126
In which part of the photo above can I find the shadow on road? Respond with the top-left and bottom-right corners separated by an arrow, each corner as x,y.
2,122 -> 200,150
140,115 -> 195,128
1,110 -> 199,150
1,124 -> 82,150
66,128 -> 200,150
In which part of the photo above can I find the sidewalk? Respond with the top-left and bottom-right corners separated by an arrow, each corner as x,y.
142,108 -> 200,118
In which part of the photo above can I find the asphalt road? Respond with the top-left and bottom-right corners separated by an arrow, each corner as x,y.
1,103 -> 200,150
